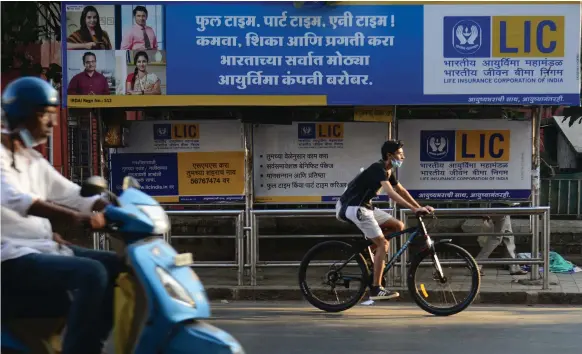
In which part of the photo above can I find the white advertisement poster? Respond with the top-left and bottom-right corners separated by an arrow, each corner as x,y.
398,119 -> 532,200
110,120 -> 245,203
423,4 -> 581,104
253,121 -> 389,203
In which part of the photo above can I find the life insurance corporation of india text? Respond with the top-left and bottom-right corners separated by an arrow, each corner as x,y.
419,162 -> 510,182
193,12 -> 396,90
444,57 -> 567,103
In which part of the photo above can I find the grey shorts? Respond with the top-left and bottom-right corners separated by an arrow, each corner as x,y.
335,200 -> 395,239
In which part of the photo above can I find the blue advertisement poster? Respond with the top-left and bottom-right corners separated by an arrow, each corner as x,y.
62,1 -> 581,108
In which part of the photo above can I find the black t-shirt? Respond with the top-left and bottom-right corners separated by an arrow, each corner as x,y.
339,160 -> 398,209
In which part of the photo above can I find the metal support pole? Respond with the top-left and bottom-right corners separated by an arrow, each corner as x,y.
542,210 -> 550,290
530,214 -> 539,280
251,213 -> 258,286
530,107 -> 542,280
92,232 -> 100,250
243,122 -> 254,284
399,209 -> 408,287
236,213 -> 244,286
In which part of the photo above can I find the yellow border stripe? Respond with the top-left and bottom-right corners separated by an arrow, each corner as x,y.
67,95 -> 327,108
154,196 -> 180,203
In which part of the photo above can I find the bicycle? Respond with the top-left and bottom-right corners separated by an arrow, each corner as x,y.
298,212 -> 481,316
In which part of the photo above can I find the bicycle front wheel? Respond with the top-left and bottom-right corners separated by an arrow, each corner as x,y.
407,242 -> 481,316
298,240 -> 370,313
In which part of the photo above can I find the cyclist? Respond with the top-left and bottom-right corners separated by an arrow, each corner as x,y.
335,139 -> 433,300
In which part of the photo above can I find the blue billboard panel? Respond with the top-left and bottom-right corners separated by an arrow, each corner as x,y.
63,2 -> 581,107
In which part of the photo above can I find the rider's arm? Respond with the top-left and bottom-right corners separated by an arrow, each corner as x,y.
380,180 -> 418,211
40,158 -> 105,213
1,154 -> 80,222
393,183 -> 422,209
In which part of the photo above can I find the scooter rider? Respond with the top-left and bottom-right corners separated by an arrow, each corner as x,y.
1,77 -> 122,354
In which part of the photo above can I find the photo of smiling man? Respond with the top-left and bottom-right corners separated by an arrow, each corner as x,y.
67,51 -> 115,95
120,5 -> 164,50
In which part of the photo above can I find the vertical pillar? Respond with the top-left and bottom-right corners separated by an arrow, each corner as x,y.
530,107 -> 542,280
243,122 -> 254,285
387,105 -> 398,286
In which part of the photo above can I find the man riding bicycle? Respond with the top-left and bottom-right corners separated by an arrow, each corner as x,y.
335,140 -> 433,301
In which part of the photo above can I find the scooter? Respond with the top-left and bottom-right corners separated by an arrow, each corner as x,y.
1,175 -> 245,354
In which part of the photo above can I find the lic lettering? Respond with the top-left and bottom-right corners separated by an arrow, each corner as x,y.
317,123 -> 344,139
456,130 -> 510,161
494,16 -> 564,57
172,124 -> 199,139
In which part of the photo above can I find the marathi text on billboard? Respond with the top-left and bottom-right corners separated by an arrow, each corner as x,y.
63,2 -> 581,107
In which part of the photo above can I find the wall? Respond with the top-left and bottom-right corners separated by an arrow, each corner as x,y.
558,133 -> 578,169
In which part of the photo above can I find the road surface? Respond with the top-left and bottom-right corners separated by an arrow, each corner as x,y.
208,301 -> 582,354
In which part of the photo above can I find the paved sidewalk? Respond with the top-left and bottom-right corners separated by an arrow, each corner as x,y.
196,267 -> 582,305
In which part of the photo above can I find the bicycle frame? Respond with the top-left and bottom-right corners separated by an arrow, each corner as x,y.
336,216 -> 445,284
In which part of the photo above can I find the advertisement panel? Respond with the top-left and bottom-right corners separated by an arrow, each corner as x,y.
253,121 -> 389,203
62,2 -> 581,108
397,119 -> 532,201
110,120 -> 245,203
423,4 -> 580,105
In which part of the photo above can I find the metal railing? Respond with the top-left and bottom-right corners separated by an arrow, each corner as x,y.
92,210 -> 246,285
165,210 -> 245,285
541,178 -> 582,218
399,207 -> 551,290
93,207 -> 552,290
249,208 -> 395,286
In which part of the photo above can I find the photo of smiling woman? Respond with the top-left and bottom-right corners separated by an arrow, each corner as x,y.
125,51 -> 163,95
66,5 -> 113,50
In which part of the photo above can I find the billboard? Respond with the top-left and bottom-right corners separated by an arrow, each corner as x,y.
62,2 -> 581,107
110,120 -> 245,203
397,119 -> 532,201
253,121 -> 389,203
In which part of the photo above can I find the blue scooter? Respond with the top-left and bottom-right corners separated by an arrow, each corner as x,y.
1,175 -> 245,354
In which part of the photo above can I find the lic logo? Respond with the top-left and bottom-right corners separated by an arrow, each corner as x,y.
443,16 -> 491,58
453,20 -> 481,54
297,123 -> 344,140
153,123 -> 171,140
427,135 -> 448,159
299,124 -> 314,139
420,130 -> 456,162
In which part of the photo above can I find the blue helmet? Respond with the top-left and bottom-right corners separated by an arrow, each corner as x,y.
1,77 -> 60,130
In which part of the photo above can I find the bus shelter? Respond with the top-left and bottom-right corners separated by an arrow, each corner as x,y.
60,1 -> 581,289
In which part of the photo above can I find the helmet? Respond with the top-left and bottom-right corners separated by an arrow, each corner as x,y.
1,77 -> 60,130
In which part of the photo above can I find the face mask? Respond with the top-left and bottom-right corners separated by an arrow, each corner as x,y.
392,159 -> 403,168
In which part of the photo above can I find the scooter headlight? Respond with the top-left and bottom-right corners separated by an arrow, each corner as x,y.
155,267 -> 196,307
139,205 -> 170,234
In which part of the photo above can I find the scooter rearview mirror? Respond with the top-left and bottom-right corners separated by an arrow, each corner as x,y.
80,176 -> 109,197
122,176 -> 141,190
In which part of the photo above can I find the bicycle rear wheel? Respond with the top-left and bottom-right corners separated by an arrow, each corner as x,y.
407,242 -> 481,316
298,240 -> 370,313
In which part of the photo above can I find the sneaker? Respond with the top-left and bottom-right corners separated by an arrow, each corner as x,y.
369,286 -> 399,301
